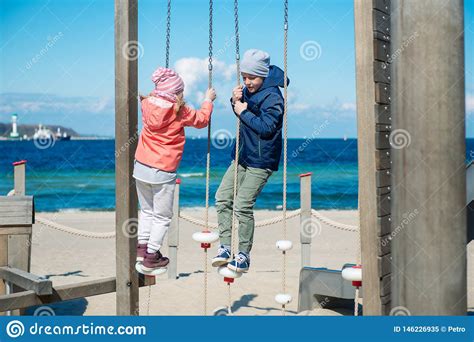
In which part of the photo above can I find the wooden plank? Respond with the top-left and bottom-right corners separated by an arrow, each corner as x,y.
0,236 -> 6,316
391,0 -> 466,315
13,162 -> 26,196
374,104 -> 391,124
376,169 -> 391,188
373,9 -> 390,35
376,124 -> 391,132
378,233 -> 391,256
377,186 -> 390,196
375,149 -> 391,170
374,31 -> 390,43
378,254 -> 391,277
168,180 -> 180,280
0,227 -> 32,236
300,174 -> 312,267
355,0 -> 384,315
115,0 -> 139,316
375,131 -> 390,149
377,215 -> 391,237
374,60 -> 390,84
380,293 -> 391,305
377,193 -> 391,217
375,82 -> 390,104
380,273 -> 391,297
0,276 -> 157,312
374,39 -> 390,62
0,196 -> 34,226
373,0 -> 390,14
0,267 -> 52,295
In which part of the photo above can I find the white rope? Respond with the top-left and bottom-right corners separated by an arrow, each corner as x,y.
36,216 -> 116,239
311,209 -> 359,232
36,210 -> 356,239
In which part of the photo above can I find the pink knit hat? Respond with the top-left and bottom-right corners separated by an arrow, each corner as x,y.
151,67 -> 185,103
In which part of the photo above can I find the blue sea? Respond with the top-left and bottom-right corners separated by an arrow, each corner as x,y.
1,139 -> 473,212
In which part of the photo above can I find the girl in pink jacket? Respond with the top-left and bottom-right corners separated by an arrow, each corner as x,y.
134,67 -> 216,275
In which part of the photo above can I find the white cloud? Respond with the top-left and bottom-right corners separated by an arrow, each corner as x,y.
174,57 -> 235,108
0,93 -> 113,115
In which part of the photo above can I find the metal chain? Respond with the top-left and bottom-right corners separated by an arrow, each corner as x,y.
208,0 -> 213,88
231,0 -> 241,260
202,0 -> 213,317
281,0 -> 289,315
165,0 -> 171,68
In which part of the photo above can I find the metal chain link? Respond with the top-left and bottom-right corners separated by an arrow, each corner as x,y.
281,0 -> 289,316
231,0 -> 241,260
165,0 -> 171,68
202,0 -> 214,317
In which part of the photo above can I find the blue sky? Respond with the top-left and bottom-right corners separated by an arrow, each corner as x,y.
0,0 -> 473,137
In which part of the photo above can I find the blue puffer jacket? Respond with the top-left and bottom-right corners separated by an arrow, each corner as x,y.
231,65 -> 289,171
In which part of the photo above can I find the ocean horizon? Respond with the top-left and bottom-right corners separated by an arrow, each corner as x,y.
1,138 -> 473,212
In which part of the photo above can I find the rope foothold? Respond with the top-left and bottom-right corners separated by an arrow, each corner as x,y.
218,266 -> 242,282
192,231 -> 219,248
276,240 -> 293,251
275,293 -> 292,305
342,265 -> 362,288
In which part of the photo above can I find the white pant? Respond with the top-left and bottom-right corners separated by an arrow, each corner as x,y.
136,179 -> 176,252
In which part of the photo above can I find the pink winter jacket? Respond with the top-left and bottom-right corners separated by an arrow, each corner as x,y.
135,96 -> 213,172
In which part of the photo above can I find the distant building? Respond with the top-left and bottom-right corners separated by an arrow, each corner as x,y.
9,114 -> 19,139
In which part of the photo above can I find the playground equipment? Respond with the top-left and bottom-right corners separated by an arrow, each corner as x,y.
0,0 -> 469,316
0,161 -> 155,315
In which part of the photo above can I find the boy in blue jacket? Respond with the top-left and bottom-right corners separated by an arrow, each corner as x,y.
212,49 -> 289,272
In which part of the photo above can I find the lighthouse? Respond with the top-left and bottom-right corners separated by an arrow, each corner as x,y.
9,113 -> 19,139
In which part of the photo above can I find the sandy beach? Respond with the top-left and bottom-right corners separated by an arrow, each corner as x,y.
28,209 -> 474,316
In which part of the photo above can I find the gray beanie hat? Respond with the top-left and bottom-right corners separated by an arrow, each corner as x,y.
240,49 -> 270,77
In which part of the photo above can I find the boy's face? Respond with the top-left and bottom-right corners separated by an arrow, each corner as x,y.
242,73 -> 264,93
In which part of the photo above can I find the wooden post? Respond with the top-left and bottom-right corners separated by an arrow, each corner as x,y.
391,0 -> 466,315
354,0 -> 393,315
114,0 -> 139,316
299,173 -> 312,268
168,179 -> 181,279
8,160 -> 32,316
0,232 -> 6,316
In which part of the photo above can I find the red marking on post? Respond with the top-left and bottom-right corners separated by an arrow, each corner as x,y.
201,243 -> 211,249
352,281 -> 362,287
13,160 -> 27,166
224,277 -> 234,283
299,172 -> 312,178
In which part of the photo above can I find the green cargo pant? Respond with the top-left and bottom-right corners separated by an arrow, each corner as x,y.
215,161 -> 273,254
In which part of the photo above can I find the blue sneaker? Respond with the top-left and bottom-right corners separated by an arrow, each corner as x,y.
227,252 -> 250,273
211,245 -> 232,267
